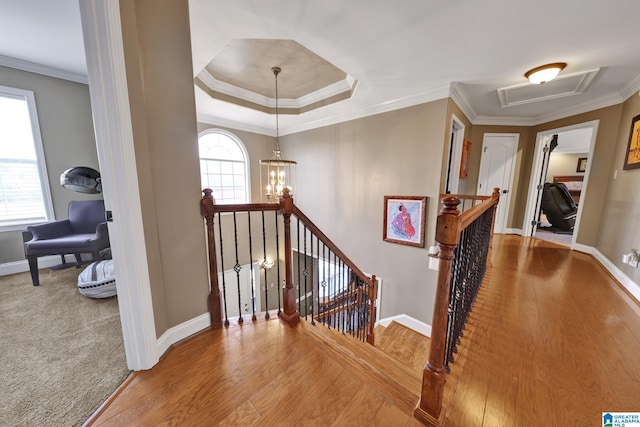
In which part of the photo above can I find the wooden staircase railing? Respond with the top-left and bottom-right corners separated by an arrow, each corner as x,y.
200,188 -> 378,344
414,188 -> 500,426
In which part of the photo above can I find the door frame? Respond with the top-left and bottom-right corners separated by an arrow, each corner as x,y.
476,133 -> 519,234
444,114 -> 465,194
523,120 -> 599,248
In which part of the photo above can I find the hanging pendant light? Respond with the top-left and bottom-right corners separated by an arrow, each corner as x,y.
260,66 -> 297,202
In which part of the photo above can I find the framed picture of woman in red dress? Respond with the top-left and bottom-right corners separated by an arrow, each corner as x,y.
383,196 -> 426,247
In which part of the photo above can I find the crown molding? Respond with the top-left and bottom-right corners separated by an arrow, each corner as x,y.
473,115 -> 535,126
197,112 -> 276,137
280,83 -> 451,135
196,68 -> 356,110
0,54 -> 88,84
472,92 -> 624,127
449,82 -> 477,122
529,92 -> 623,126
619,71 -> 640,101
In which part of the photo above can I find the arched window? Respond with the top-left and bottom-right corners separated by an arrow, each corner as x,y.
198,130 -> 250,204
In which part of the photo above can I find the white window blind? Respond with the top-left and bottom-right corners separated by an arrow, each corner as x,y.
0,86 -> 53,229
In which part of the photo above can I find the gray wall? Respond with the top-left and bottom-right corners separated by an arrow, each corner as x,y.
598,94 -> 640,282
281,100 -> 449,325
119,0 -> 209,337
0,66 -> 100,265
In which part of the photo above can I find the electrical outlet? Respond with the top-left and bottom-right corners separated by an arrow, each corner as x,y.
630,257 -> 639,268
623,254 -> 630,264
628,249 -> 639,268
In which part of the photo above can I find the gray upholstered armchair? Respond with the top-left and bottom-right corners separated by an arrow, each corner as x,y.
23,199 -> 110,286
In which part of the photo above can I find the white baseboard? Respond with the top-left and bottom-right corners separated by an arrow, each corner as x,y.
571,242 -> 593,254
156,312 -> 210,359
504,228 -> 523,235
0,254 -> 78,276
590,247 -> 640,303
377,314 -> 432,338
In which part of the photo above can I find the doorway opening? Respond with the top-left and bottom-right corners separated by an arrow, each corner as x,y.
444,114 -> 465,194
523,121 -> 599,248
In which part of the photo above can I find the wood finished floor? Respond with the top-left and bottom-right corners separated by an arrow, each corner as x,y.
88,235 -> 640,426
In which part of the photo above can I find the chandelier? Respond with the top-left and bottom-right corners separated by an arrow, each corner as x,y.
260,66 -> 297,202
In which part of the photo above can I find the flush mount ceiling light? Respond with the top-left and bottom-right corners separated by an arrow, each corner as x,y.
524,62 -> 567,84
260,66 -> 297,202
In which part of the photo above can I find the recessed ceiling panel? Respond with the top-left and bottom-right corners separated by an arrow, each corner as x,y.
497,69 -> 600,108
196,38 -> 357,114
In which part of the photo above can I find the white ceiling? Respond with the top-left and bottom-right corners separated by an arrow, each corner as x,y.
1,0 -> 640,136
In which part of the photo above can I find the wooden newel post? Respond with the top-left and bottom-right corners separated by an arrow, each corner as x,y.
415,196 -> 461,425
201,188 -> 222,329
366,275 -> 378,345
278,188 -> 300,325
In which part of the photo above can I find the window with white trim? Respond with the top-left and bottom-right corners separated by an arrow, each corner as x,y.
198,130 -> 250,204
0,86 -> 53,230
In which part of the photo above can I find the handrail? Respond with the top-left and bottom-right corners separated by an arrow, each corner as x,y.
439,193 -> 490,201
291,205 -> 375,288
415,188 -> 500,425
209,202 -> 280,213
288,194 -> 378,345
201,188 -> 378,344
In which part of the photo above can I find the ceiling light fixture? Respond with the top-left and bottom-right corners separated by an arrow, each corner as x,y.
524,62 -> 567,84
260,66 -> 297,202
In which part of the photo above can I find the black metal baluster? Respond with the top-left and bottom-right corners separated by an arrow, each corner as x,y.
275,211 -> 281,315
339,259 -> 344,334
346,270 -> 353,335
303,224 -> 308,319
329,250 -> 334,329
261,211 -> 269,320
232,212 -> 243,324
340,259 -> 350,333
312,235 -> 318,326
321,243 -> 328,327
297,218 -> 301,313
247,211 -> 256,321
217,212 -> 229,327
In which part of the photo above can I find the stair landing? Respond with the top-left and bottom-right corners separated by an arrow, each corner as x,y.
375,321 -> 431,372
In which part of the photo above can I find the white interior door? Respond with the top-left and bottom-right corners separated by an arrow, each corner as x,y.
476,133 -> 519,234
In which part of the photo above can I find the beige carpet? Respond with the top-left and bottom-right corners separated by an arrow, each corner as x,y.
0,267 -> 130,427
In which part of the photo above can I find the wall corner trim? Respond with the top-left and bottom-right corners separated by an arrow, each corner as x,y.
377,314 -> 432,338
156,312 -> 211,361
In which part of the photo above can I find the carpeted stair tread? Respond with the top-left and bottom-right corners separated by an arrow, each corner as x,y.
376,321 -> 431,372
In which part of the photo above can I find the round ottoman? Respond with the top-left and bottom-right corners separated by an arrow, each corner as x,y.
78,259 -> 116,298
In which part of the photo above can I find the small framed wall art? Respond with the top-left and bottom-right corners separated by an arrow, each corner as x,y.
383,196 -> 426,247
623,113 -> 640,170
459,139 -> 472,178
